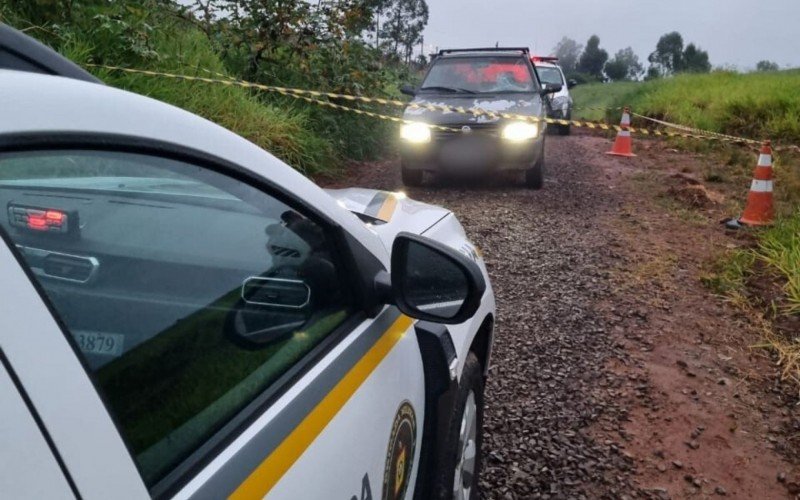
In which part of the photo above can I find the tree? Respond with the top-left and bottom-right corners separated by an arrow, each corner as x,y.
682,43 -> 711,73
648,31 -> 684,77
552,36 -> 582,74
648,32 -> 711,76
381,0 -> 429,63
756,60 -> 780,72
577,35 -> 608,80
604,47 -> 643,81
644,66 -> 661,81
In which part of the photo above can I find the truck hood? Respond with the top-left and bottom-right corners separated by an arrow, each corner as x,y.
402,93 -> 543,125
325,188 -> 451,251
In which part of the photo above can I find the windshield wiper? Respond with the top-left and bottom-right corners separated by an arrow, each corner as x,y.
419,86 -> 476,94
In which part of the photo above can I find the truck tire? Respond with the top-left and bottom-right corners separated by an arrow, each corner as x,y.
431,353 -> 484,500
525,142 -> 545,189
401,164 -> 424,187
559,112 -> 571,135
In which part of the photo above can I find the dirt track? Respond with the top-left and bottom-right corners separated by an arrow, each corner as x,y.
323,133 -> 800,499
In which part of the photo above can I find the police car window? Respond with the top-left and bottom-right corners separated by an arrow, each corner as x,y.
422,56 -> 535,93
536,66 -> 564,86
0,150 -> 353,486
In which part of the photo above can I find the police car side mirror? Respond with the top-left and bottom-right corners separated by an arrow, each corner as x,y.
539,84 -> 562,96
400,84 -> 417,97
388,232 -> 486,324
567,79 -> 578,89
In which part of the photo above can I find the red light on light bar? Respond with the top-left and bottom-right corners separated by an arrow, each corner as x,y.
46,211 -> 64,222
8,205 -> 72,235
27,216 -> 49,230
25,210 -> 66,231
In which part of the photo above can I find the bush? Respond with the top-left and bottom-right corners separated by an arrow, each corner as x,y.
1,0 -> 409,174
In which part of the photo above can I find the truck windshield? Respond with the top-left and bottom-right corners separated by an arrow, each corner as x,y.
536,66 -> 564,86
421,56 -> 535,94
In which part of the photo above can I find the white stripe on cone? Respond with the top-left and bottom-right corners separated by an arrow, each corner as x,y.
757,154 -> 772,167
618,130 -> 631,137
750,179 -> 773,192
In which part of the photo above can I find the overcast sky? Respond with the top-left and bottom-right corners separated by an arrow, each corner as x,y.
421,0 -> 799,70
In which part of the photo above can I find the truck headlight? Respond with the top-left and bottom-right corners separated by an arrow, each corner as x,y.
400,122 -> 432,144
502,122 -> 539,142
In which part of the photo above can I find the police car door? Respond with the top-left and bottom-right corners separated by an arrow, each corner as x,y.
0,144 -> 426,499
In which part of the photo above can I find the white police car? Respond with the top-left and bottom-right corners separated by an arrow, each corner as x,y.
532,57 -> 577,135
0,26 -> 495,500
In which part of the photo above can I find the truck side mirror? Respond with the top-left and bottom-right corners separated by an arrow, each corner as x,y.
400,84 -> 417,97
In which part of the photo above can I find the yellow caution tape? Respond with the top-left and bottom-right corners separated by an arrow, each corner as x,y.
86,64 -> 799,151
572,105 -> 625,112
630,112 -> 761,146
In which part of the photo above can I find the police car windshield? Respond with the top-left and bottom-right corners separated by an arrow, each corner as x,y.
536,66 -> 564,86
421,56 -> 535,94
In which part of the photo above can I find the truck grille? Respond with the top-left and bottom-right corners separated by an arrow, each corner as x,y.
434,123 -> 499,142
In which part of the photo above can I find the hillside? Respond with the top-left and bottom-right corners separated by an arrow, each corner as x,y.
572,70 -> 800,146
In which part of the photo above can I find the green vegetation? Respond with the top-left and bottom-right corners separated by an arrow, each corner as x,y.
759,213 -> 800,314
572,70 -> 800,145
570,81 -> 640,121
73,29 -> 338,175
1,0 -> 428,175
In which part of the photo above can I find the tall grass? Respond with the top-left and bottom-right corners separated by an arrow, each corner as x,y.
60,28 -> 339,176
572,71 -> 800,145
758,211 -> 800,314
570,81 -> 640,121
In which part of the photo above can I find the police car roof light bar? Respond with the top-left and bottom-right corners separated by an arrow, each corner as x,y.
437,47 -> 530,56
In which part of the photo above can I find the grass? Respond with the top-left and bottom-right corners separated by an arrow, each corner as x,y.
701,249 -> 756,304
572,71 -> 800,146
61,29 -> 339,176
570,81 -> 640,121
701,214 -> 800,386
758,211 -> 800,314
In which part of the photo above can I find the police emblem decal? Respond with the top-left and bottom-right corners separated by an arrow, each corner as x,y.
382,402 -> 416,500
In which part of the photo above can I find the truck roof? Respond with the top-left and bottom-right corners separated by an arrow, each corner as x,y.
437,47 -> 530,59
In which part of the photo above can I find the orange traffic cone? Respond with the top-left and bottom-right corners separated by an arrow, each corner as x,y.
606,107 -> 636,157
739,140 -> 775,226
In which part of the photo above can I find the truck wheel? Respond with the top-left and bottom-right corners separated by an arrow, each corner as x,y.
525,146 -> 545,190
559,113 -> 571,135
432,353 -> 484,500
401,165 -> 424,187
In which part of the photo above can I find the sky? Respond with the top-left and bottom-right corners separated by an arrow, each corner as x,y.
421,0 -> 800,70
